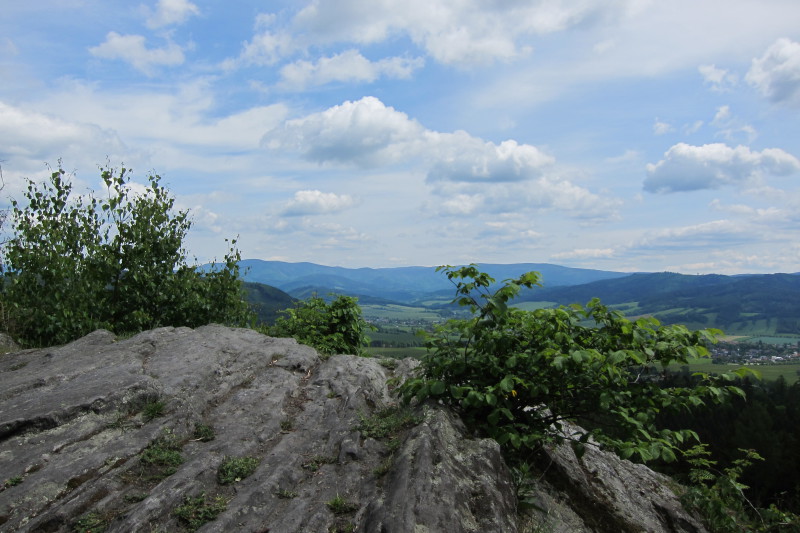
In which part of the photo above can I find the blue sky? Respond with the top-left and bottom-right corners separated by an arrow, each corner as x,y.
2,0 -> 800,274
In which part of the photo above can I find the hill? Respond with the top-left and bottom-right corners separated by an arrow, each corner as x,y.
242,282 -> 296,324
517,272 -> 800,335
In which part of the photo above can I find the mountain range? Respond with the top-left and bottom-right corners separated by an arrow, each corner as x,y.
237,260 -> 800,335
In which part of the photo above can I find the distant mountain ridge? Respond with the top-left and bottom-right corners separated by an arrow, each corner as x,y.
237,260 -> 800,335
238,259 -> 630,303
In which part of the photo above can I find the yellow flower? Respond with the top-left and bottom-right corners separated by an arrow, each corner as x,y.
511,389 -> 517,397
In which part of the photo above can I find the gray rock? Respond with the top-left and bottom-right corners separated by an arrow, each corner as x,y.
0,326 -> 706,532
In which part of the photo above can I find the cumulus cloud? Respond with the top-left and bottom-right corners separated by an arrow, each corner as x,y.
282,190 -> 357,216
279,50 -> 424,89
89,32 -> 185,74
145,0 -> 200,29
644,143 -> 800,193
427,135 -> 554,183
262,96 -> 425,166
746,38 -> 800,106
264,96 -> 619,220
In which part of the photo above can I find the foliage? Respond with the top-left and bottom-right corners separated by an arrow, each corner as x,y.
72,511 -> 108,533
173,492 -> 227,531
657,373 -> 800,514
192,423 -> 215,442
301,455 -> 337,472
326,494 -> 358,515
681,445 -> 800,532
356,406 -> 421,440
142,399 -> 166,421
1,163 -> 253,347
139,431 -> 184,479
217,456 -> 259,484
400,265 -> 747,462
3,476 -> 22,488
271,294 -> 374,356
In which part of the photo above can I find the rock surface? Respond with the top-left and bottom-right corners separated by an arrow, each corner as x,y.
0,326 -> 705,532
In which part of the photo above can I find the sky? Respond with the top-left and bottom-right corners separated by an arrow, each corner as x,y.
2,0 -> 800,274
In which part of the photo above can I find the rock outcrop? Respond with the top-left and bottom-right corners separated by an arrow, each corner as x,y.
0,326 -> 706,532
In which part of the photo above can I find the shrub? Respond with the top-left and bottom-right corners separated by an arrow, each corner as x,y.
400,265 -> 748,462
271,294 -> 374,356
1,163 -> 253,347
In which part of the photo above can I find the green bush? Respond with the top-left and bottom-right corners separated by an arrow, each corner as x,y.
271,294 -> 374,356
0,163 -> 253,347
400,265 -> 748,462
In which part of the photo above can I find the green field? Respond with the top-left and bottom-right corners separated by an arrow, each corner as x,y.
361,304 -> 445,321
743,335 -> 800,345
670,358 -> 800,384
511,301 -> 558,311
367,346 -> 426,359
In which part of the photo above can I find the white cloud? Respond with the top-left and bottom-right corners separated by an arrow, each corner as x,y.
229,0 -> 643,69
264,96 -> 618,220
426,135 -> 554,183
709,105 -> 756,142
89,32 -> 185,75
636,219 -> 746,249
698,64 -> 737,91
683,120 -> 704,135
644,143 -> 800,193
746,38 -> 800,106
145,0 -> 200,29
0,101 -> 129,176
653,119 -> 673,135
262,96 -> 426,167
552,248 -> 616,260
34,80 -> 289,153
279,50 -> 424,90
282,190 -> 357,216
709,199 -> 796,225
227,30 -> 296,68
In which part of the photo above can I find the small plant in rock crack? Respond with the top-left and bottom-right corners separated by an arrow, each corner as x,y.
326,494 -> 358,515
378,358 -> 399,370
217,456 -> 260,485
123,492 -> 148,503
373,456 -> 394,478
192,423 -> 215,442
356,406 -> 421,441
72,510 -> 109,533
173,492 -> 227,531
274,488 -> 298,499
138,430 -> 184,479
280,417 -> 295,431
301,455 -> 337,472
3,476 -> 23,488
142,399 -> 166,421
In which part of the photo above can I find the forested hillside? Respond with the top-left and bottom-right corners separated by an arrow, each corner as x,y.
515,272 -> 800,334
